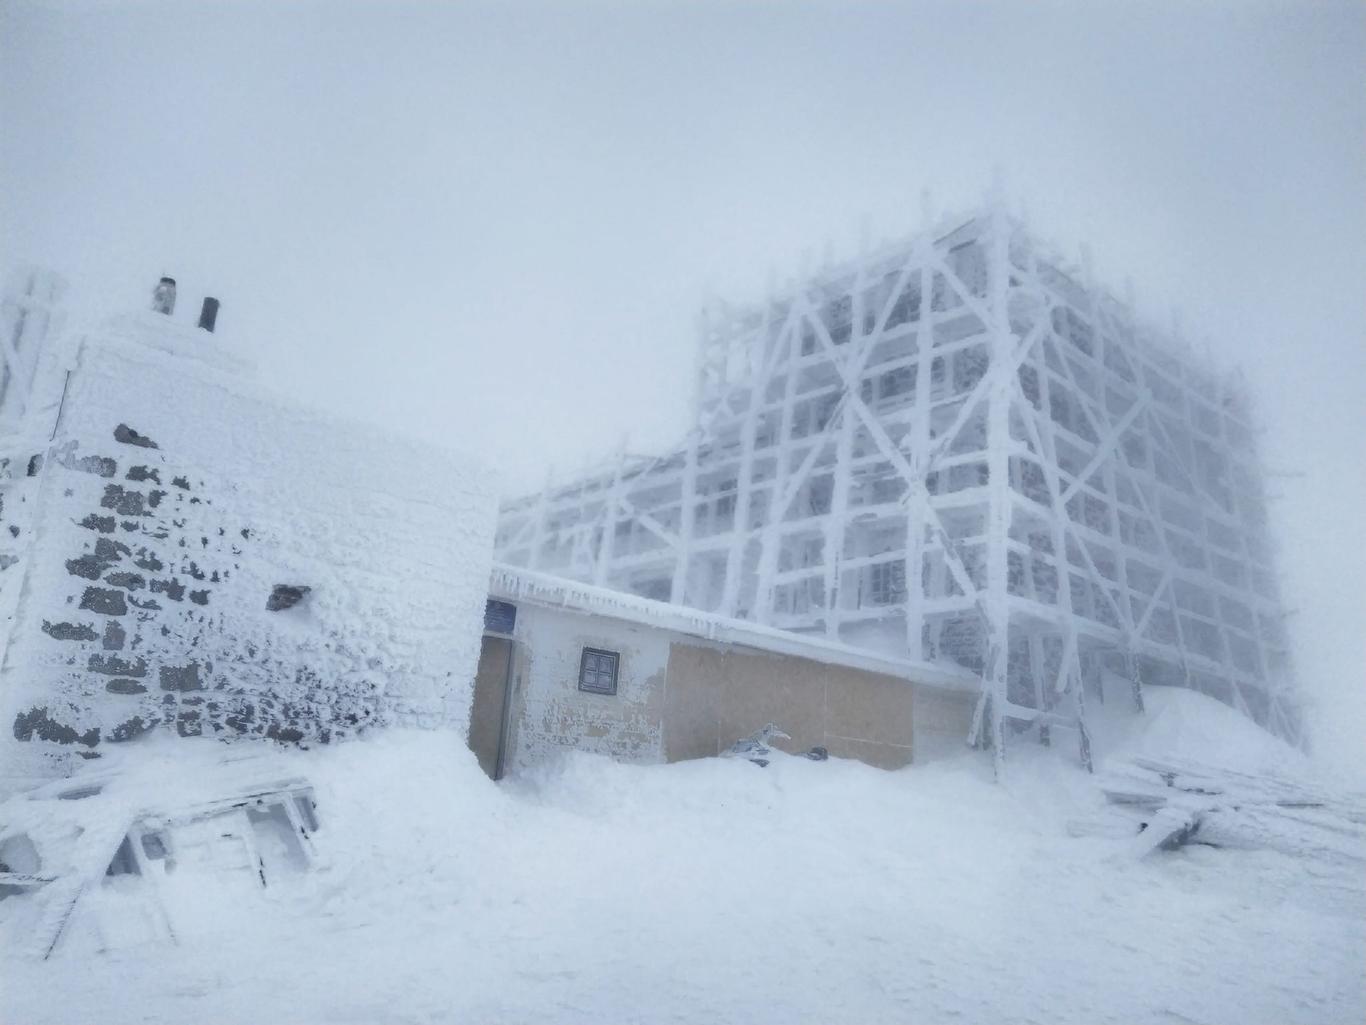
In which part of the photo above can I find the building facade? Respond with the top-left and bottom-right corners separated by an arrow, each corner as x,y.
469,564 -> 978,778
0,287 -> 497,782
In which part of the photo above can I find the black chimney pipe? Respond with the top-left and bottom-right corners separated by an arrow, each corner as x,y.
198,297 -> 220,333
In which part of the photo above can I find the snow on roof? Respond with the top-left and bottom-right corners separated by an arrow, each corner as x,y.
490,562 -> 979,693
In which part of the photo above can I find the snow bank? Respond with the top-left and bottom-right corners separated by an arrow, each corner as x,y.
1092,684 -> 1311,780
3,715 -> 1361,1025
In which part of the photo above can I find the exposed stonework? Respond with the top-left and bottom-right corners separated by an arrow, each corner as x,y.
113,423 -> 157,449
79,587 -> 127,616
12,707 -> 99,748
102,621 -> 125,650
42,621 -> 98,642
266,584 -> 310,612
158,662 -> 203,692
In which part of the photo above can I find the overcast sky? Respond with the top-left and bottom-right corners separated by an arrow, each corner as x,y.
3,0 -> 1363,773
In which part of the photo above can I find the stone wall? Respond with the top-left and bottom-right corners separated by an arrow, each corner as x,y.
0,312 -> 497,779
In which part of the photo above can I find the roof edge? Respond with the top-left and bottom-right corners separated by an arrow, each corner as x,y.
489,562 -> 979,694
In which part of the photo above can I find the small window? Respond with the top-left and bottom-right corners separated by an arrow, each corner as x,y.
578,648 -> 620,695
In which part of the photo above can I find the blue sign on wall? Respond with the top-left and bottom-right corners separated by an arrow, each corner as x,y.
484,599 -> 517,635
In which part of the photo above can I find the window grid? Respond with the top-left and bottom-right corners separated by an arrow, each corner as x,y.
578,647 -> 619,695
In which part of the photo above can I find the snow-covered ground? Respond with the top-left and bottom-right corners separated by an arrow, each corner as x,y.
3,686 -> 1363,1025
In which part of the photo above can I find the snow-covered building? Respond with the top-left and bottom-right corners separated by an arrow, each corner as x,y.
495,203 -> 1302,770
469,563 -> 979,778
0,273 -> 497,782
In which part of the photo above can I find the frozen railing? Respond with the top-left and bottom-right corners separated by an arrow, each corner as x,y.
0,267 -> 67,434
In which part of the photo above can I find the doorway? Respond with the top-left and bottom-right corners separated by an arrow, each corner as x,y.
469,634 -> 514,779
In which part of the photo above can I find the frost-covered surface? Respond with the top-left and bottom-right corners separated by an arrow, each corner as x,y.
493,562 -> 978,692
501,601 -> 670,770
496,210 -> 1305,754
0,267 -> 67,433
1089,677 -> 1310,781
3,686 -> 1360,1025
0,311 -> 497,780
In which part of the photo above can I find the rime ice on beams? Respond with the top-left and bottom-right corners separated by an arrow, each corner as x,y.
496,203 -> 1301,772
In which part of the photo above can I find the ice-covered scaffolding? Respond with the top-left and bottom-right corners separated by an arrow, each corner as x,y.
1,267 -> 67,432
496,201 -> 1301,771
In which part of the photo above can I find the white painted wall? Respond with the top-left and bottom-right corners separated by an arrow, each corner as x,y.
504,604 -> 669,772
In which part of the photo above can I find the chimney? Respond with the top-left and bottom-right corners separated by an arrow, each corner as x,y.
151,277 -> 176,315
198,297 -> 220,333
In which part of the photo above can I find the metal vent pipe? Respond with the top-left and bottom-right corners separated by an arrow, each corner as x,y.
198,297 -> 220,333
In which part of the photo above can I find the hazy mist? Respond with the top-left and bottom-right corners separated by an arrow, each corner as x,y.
3,1 -> 1362,773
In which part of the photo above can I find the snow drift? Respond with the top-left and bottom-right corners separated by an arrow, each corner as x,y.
2,685 -> 1361,1025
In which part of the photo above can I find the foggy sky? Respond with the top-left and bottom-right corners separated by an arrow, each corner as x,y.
3,0 -> 1363,774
